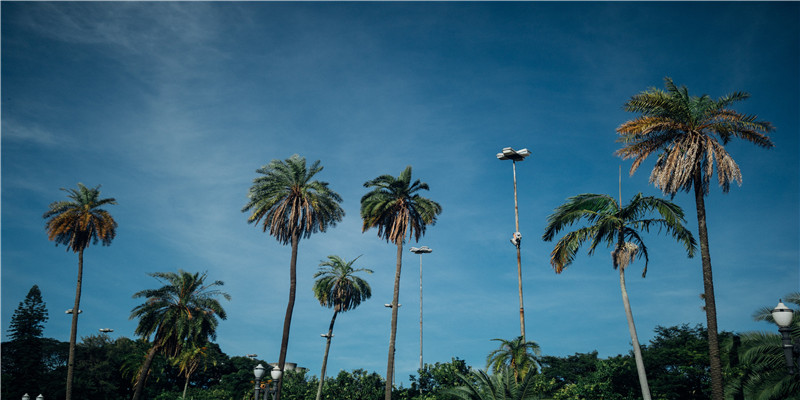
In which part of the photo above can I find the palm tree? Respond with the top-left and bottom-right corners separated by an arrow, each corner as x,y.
486,336 -> 541,384
312,255 -> 373,400
43,183 -> 117,400
361,165 -> 442,400
446,367 -> 542,400
129,270 -> 229,400
243,154 -> 344,400
172,342 -> 215,400
542,192 -> 696,400
616,77 -> 774,400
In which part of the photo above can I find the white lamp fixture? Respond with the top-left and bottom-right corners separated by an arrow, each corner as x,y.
270,368 -> 282,381
773,300 -> 794,328
253,363 -> 266,380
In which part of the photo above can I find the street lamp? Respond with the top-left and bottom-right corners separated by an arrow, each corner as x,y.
496,146 -> 531,341
771,300 -> 799,375
99,328 -> 113,333
22,394 -> 29,400
36,396 -> 43,400
253,363 -> 283,400
410,246 -> 432,372
64,309 -> 82,314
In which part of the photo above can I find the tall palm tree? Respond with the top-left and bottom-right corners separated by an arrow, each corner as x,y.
312,255 -> 373,400
542,192 -> 696,400
361,165 -> 442,400
446,367 -> 542,400
243,154 -> 344,400
129,270 -> 229,400
616,77 -> 774,400
43,183 -> 117,400
486,336 -> 541,384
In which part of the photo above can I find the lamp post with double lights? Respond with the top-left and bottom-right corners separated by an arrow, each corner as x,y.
496,146 -> 530,341
253,363 -> 282,400
410,246 -> 432,372
771,300 -> 799,375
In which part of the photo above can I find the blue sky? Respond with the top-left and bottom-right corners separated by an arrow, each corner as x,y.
2,1 -> 798,385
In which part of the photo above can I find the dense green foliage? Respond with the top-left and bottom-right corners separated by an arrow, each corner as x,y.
3,285 -> 50,399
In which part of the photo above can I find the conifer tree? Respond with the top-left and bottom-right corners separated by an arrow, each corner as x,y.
3,285 -> 49,399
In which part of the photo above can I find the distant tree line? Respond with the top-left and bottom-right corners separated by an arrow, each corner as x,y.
4,284 -> 798,400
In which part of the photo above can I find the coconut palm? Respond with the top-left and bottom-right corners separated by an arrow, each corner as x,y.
543,192 -> 696,400
43,183 -> 117,400
446,367 -> 542,400
243,154 -> 344,400
486,336 -> 541,384
361,165 -> 442,400
616,77 -> 774,400
312,255 -> 373,400
129,270 -> 229,400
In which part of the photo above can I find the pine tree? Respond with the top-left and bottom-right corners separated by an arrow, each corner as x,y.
3,285 -> 49,398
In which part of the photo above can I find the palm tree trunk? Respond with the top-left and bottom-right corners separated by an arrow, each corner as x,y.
619,265 -> 652,400
385,241 -> 403,400
131,344 -> 160,400
276,231 -> 300,400
316,310 -> 338,400
693,171 -> 724,400
182,372 -> 190,400
65,248 -> 84,400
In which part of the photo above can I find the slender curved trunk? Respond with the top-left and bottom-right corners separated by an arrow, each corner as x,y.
619,265 -> 652,400
315,310 -> 338,400
276,231 -> 300,400
385,241 -> 403,400
131,344 -> 160,400
65,248 -> 84,400
693,171 -> 724,400
182,373 -> 190,400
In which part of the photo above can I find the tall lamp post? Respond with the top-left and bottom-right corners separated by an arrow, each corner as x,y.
771,300 -> 799,375
410,246 -> 433,372
497,147 -> 530,341
253,363 -> 283,400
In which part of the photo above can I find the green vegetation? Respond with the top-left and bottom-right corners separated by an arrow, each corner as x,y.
486,336 -> 541,384
543,192 -> 696,400
243,154 -> 345,400
129,270 -> 230,400
616,77 -> 775,400
361,165 -> 443,400
43,183 -> 118,400
312,255 -> 373,400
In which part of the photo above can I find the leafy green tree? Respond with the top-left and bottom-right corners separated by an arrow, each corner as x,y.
322,369 -> 385,400
43,183 -> 117,400
313,255 -> 373,400
3,285 -> 49,399
172,341 -> 217,399
361,166 -> 442,400
616,77 -> 774,400
243,154 -> 344,400
539,352 -> 600,394
409,358 -> 472,399
643,325 -> 711,400
543,192 -> 696,400
445,367 -> 543,400
486,337 -> 541,383
129,270 -> 230,400
550,355 -> 638,400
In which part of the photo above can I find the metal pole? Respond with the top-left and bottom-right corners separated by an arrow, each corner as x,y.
512,159 -> 526,342
419,252 -> 424,372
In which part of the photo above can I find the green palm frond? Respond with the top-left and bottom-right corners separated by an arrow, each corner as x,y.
43,183 -> 118,252
312,255 -> 373,313
243,154 -> 344,245
360,166 -> 442,245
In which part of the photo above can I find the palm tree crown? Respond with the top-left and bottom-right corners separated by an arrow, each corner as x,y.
313,255 -> 373,313
360,165 -> 442,244
243,154 -> 345,244
543,193 -> 696,277
486,336 -> 541,383
43,183 -> 117,252
447,367 -> 543,400
130,270 -> 229,357
616,77 -> 774,195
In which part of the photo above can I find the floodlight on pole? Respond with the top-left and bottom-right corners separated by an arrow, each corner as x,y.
496,146 -> 530,342
410,246 -> 433,372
